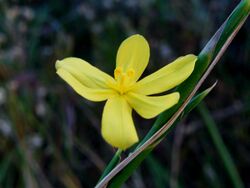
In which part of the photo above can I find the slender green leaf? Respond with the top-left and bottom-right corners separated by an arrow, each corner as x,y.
154,81 -> 217,144
183,81 -> 217,116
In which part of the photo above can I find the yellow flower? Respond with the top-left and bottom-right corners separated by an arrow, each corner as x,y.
56,34 -> 197,150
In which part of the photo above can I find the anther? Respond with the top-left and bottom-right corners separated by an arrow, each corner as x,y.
127,69 -> 135,78
120,73 -> 126,85
114,67 -> 122,80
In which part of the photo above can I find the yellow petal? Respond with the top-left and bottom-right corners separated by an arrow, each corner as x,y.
116,34 -> 150,81
57,69 -> 116,101
56,57 -> 116,101
131,54 -> 197,95
125,92 -> 180,119
102,96 -> 138,150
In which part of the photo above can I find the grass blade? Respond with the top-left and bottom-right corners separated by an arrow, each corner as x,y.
198,103 -> 244,188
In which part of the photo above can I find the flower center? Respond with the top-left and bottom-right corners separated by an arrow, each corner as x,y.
114,67 -> 135,94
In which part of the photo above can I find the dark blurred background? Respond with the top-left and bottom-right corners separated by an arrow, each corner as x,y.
0,0 -> 249,187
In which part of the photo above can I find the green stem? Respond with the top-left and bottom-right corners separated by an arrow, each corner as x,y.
198,103 -> 244,188
97,149 -> 122,182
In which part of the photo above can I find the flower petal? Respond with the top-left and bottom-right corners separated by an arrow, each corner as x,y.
116,34 -> 150,81
125,92 -> 180,119
57,69 -> 116,101
102,96 -> 138,150
131,54 -> 197,95
56,57 -> 116,101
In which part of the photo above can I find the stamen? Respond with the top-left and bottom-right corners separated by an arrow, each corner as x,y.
113,67 -> 135,95
127,69 -> 135,78
114,67 -> 122,80
120,73 -> 126,85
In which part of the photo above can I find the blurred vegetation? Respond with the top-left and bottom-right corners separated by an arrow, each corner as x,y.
0,0 -> 249,187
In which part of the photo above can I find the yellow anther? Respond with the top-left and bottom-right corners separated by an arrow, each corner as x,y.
113,67 -> 135,95
120,73 -> 126,85
114,67 -> 122,80
127,69 -> 135,78
116,73 -> 127,94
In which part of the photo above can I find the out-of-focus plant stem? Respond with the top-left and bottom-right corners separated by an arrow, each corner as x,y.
198,102 -> 244,188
